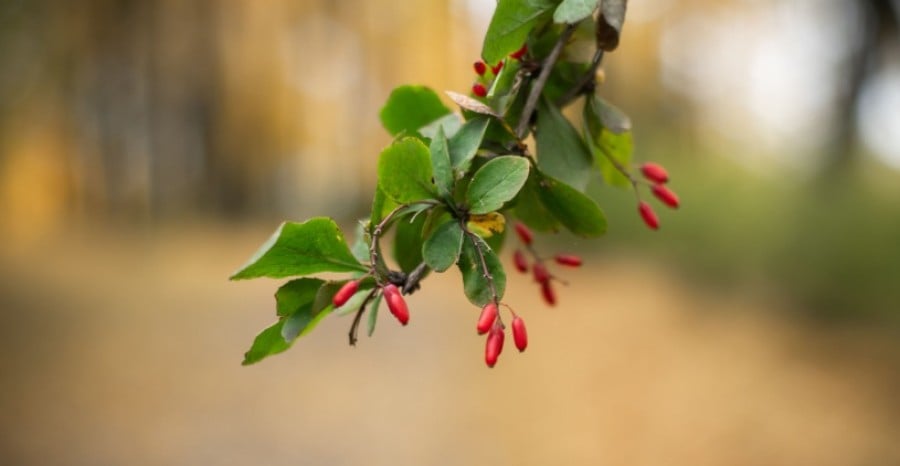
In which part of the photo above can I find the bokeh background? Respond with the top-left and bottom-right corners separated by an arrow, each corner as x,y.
2,0 -> 899,464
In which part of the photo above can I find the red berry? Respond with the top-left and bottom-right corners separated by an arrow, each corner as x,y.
533,263 -> 550,284
641,163 -> 669,184
383,284 -> 409,325
472,83 -> 487,97
473,60 -> 487,75
491,61 -> 503,74
477,302 -> 498,335
485,324 -> 505,368
514,222 -> 533,245
513,249 -> 528,273
510,44 -> 528,60
511,316 -> 528,352
554,254 -> 582,267
638,201 -> 660,230
332,280 -> 360,307
651,184 -> 680,209
540,281 -> 556,306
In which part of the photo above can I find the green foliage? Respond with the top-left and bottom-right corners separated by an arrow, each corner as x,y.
482,0 -> 558,64
379,85 -> 451,137
233,0 -> 647,364
230,218 -> 365,280
466,156 -> 530,214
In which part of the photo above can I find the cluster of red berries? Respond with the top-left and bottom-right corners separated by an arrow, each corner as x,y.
333,281 -> 409,325
636,162 -> 680,230
471,44 -> 528,98
477,301 -> 527,368
511,222 -> 582,307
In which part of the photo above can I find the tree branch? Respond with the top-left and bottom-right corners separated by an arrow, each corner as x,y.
516,24 -> 578,139
557,48 -> 604,108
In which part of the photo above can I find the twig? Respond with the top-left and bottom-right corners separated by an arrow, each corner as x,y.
557,48 -> 605,107
515,24 -> 578,139
348,288 -> 379,346
462,226 -> 499,305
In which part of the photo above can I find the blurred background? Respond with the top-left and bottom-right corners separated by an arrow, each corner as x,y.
1,0 -> 899,464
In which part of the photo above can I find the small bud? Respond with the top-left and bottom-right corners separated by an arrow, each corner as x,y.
511,316 -> 528,352
472,83 -> 487,97
533,263 -> 550,284
638,201 -> 660,230
383,284 -> 409,326
491,61 -> 503,74
651,184 -> 680,209
641,163 -> 669,184
513,249 -> 529,273
540,281 -> 556,306
477,302 -> 499,335
514,222 -> 533,245
485,324 -> 505,368
554,254 -> 582,267
332,280 -> 360,307
510,44 -> 528,60
473,60 -> 487,75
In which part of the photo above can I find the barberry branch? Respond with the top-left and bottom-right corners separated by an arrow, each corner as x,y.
516,23 -> 578,139
368,200 -> 438,283
461,224 -> 500,312
557,48 -> 605,107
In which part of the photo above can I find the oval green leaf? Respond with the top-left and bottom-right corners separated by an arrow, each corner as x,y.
422,220 -> 464,272
377,138 -> 436,204
482,0 -> 557,64
536,96 -> 593,190
379,85 -> 450,137
457,234 -> 506,306
466,156 -> 530,215
537,174 -> 607,237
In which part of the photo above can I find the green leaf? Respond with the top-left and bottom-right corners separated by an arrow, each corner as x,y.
449,117 -> 490,173
242,320 -> 291,365
482,0 -> 558,64
230,218 -> 366,280
553,0 -> 599,24
393,212 -> 428,273
466,156 -> 530,214
419,113 -> 463,140
514,171 -> 561,232
584,95 -> 633,188
275,278 -> 324,317
379,85 -> 451,137
367,293 -> 382,337
535,96 -> 593,190
537,173 -> 607,237
457,234 -> 507,306
282,303 -> 330,340
429,126 -> 453,199
423,220 -> 464,272
350,221 -> 371,264
377,138 -> 436,204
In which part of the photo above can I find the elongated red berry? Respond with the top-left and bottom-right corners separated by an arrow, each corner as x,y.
491,61 -> 503,74
554,254 -> 582,267
472,83 -> 487,97
513,249 -> 528,273
533,263 -> 550,284
473,60 -> 486,75
511,316 -> 527,352
638,201 -> 659,230
651,184 -> 679,209
383,284 -> 409,326
485,324 -> 505,368
514,222 -> 533,245
641,162 -> 669,184
476,302 -> 498,335
540,281 -> 556,306
332,280 -> 360,307
510,44 -> 528,60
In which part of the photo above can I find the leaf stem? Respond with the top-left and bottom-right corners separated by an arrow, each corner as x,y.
516,23 -> 578,139
348,288 -> 379,346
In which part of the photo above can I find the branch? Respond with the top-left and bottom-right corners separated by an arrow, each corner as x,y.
462,226 -> 499,305
557,48 -> 604,107
348,288 -> 379,346
515,24 -> 578,139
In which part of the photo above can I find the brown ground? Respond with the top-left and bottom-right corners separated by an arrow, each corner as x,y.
0,225 -> 898,466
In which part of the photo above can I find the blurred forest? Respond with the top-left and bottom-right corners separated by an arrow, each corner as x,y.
1,1 -> 900,465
